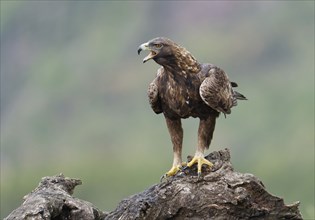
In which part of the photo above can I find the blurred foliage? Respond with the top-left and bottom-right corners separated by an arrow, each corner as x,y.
1,1 -> 314,219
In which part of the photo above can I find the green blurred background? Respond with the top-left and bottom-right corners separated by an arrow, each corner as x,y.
1,1 -> 314,219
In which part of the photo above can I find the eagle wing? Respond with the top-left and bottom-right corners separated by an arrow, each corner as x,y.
147,67 -> 163,114
199,66 -> 234,116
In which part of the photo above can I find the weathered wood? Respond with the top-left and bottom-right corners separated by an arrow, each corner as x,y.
105,149 -> 302,220
5,149 -> 302,220
5,174 -> 106,220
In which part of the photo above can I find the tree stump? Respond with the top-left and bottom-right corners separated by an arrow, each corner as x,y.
5,149 -> 302,220
4,174 -> 105,220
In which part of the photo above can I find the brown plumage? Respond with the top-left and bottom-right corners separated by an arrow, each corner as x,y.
138,37 -> 246,178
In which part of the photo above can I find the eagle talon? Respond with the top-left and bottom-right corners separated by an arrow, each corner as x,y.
197,171 -> 202,179
160,174 -> 167,182
161,163 -> 186,181
178,162 -> 187,171
181,165 -> 190,172
186,155 -> 213,176
180,166 -> 188,171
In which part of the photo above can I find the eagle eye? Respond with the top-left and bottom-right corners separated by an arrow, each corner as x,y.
154,44 -> 162,48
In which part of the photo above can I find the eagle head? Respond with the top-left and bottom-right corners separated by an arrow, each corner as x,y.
137,37 -> 176,64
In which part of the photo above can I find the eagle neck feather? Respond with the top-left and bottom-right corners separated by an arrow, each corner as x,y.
163,46 -> 201,77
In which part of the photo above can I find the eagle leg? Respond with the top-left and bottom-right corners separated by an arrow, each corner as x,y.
162,117 -> 184,179
186,116 -> 216,177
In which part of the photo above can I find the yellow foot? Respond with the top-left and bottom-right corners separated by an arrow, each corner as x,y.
186,156 -> 213,177
160,163 -> 186,182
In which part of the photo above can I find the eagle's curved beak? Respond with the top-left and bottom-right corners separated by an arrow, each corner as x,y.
137,43 -> 147,55
137,42 -> 156,63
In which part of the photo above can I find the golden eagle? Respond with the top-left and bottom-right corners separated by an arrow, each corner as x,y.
138,37 -> 246,178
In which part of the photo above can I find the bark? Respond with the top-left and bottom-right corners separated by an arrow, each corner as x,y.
5,149 -> 302,220
4,174 -> 106,220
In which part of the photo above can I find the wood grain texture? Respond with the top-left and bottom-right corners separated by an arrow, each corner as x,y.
5,149 -> 302,220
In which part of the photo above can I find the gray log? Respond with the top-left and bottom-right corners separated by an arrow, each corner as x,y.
5,149 -> 302,220
5,174 -> 105,220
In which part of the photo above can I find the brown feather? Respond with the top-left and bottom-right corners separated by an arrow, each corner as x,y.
199,66 -> 234,116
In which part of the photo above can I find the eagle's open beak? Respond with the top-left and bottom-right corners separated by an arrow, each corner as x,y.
138,42 -> 157,63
